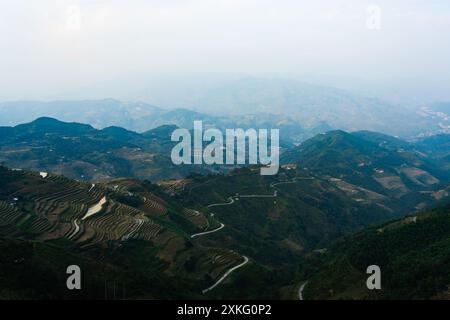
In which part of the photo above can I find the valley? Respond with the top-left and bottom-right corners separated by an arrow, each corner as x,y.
0,118 -> 449,299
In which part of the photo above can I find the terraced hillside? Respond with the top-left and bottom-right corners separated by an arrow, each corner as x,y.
1,160 -> 449,299
0,166 -> 256,299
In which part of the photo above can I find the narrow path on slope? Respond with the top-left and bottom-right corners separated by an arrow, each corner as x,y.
202,256 -> 249,294
193,190 -> 275,240
191,176 -> 311,239
239,190 -> 277,198
194,175 -> 313,294
207,197 -> 235,208
68,218 -> 80,240
298,281 -> 309,300
196,197 -> 244,294
191,223 -> 225,238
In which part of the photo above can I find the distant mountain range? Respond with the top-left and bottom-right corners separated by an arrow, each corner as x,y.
1,80 -> 449,139
0,99 -> 310,145
126,77 -> 449,137
1,117 -> 449,185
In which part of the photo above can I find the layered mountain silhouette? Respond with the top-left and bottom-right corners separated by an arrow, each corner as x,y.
0,117 -> 449,299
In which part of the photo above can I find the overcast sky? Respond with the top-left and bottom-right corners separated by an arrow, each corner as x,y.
1,0 -> 449,103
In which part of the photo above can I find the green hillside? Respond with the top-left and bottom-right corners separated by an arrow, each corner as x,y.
0,117 -> 220,182
2,161 -> 442,300
1,121 -> 449,300
283,130 -> 449,200
0,165 -> 262,299
302,205 -> 450,300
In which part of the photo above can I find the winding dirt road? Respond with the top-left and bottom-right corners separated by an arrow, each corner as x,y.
298,281 -> 309,300
207,197 -> 235,208
202,256 -> 249,294
191,223 -> 225,238
194,176 -> 314,294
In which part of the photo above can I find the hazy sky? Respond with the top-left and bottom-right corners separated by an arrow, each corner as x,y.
1,0 -> 450,103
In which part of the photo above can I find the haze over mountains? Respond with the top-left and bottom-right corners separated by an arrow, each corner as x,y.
1,79 -> 449,139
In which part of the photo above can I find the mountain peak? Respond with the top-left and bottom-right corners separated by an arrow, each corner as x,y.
15,117 -> 95,134
32,116 -> 60,124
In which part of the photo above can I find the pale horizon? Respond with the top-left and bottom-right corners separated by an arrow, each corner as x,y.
1,0 -> 450,106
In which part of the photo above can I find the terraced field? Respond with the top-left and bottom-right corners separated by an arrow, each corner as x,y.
106,179 -> 169,217
0,165 -> 256,298
183,208 -> 209,230
141,195 -> 168,217
0,200 -> 25,234
0,167 -> 166,246
202,250 -> 245,281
